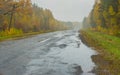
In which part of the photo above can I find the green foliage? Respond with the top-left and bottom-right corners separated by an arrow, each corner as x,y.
83,0 -> 120,36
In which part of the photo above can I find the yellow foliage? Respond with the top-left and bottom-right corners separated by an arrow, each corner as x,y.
108,25 -> 119,35
0,28 -> 23,37
91,25 -> 119,36
109,6 -> 116,16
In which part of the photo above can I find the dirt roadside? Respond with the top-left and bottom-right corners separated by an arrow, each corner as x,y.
79,30 -> 120,75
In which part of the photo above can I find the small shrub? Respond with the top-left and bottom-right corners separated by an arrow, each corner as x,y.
0,28 -> 23,39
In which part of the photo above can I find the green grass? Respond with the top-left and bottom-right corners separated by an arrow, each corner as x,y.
81,30 -> 120,60
80,30 -> 120,74
0,28 -> 54,41
0,32 -> 39,41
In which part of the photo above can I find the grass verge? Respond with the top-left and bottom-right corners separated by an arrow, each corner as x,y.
80,30 -> 120,75
0,29 -> 54,42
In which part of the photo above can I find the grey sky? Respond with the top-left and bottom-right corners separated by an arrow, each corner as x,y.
31,0 -> 95,22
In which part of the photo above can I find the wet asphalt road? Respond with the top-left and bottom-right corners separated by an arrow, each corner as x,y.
0,30 -> 97,75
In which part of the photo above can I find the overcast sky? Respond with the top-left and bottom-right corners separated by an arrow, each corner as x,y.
31,0 -> 95,22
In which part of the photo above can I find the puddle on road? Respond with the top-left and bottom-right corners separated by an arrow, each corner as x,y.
24,31 -> 97,75
56,33 -> 97,74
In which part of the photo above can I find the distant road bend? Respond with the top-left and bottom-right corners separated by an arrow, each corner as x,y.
0,30 -> 97,75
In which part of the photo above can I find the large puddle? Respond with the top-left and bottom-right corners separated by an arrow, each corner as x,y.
24,31 -> 97,75
55,32 -> 97,74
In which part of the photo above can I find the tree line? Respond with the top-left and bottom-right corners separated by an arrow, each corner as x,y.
83,0 -> 120,36
0,0 -> 69,33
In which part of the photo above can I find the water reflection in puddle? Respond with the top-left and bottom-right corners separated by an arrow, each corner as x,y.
24,31 -> 97,75
56,33 -> 97,74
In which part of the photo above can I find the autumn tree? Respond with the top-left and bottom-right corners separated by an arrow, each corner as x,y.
83,0 -> 120,36
0,0 -> 69,34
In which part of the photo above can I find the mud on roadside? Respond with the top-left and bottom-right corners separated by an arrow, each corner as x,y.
91,54 -> 119,75
79,30 -> 120,75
